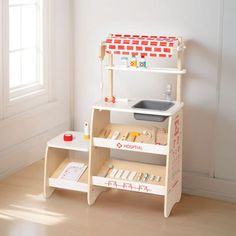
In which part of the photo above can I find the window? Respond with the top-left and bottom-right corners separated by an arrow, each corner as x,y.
8,0 -> 44,100
1,0 -> 53,117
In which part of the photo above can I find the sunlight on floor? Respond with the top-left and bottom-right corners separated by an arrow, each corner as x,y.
0,213 -> 14,221
0,204 -> 67,225
26,193 -> 47,202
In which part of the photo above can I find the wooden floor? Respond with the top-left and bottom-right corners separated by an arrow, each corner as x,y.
0,161 -> 236,236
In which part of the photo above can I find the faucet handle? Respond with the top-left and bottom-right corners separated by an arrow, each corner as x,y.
163,84 -> 172,101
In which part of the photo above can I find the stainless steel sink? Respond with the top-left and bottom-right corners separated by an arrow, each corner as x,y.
132,100 -> 174,122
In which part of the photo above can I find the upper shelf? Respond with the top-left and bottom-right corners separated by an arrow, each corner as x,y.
93,99 -> 184,117
105,65 -> 186,75
47,131 -> 89,152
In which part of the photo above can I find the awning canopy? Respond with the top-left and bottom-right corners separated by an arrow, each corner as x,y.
105,34 -> 179,58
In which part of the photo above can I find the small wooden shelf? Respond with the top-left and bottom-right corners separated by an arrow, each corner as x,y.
47,131 -> 89,152
92,160 -> 166,195
92,159 -> 166,195
105,65 -> 186,75
44,131 -> 89,198
49,159 -> 88,193
94,123 -> 168,155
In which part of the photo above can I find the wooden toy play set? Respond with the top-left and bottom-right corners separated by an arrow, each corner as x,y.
44,33 -> 186,217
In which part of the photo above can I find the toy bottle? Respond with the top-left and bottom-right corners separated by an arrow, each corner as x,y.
139,55 -> 147,68
83,121 -> 90,140
130,55 -> 137,68
121,57 -> 129,67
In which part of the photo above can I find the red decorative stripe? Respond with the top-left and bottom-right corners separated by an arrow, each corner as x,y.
109,45 -> 116,49
164,48 -> 171,53
123,40 -> 130,44
108,34 -> 178,40
118,45 -> 125,50
159,54 -> 167,57
105,34 -> 178,58
106,39 -> 112,43
141,41 -> 148,45
154,47 -> 161,52
160,42 -> 167,46
136,46 -> 143,51
127,46 -> 134,50
150,53 -> 157,57
114,39 -> 121,44
145,47 -> 152,52
150,41 -> 158,46
122,51 -> 129,55
141,53 -> 148,57
132,40 -> 139,45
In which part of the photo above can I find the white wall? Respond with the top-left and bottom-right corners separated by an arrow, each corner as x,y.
214,0 -> 236,181
74,0 -> 236,201
0,0 -> 73,178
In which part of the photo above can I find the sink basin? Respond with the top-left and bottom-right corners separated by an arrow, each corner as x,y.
132,100 -> 174,122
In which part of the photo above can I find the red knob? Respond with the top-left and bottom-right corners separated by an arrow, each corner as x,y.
63,133 -> 73,142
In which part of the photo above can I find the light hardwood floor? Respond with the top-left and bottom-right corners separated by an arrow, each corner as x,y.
0,160 -> 236,236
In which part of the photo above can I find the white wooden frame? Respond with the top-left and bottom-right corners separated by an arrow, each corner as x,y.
0,1 -> 3,120
88,107 -> 183,217
43,132 -> 89,198
87,36 -> 185,217
1,0 -> 55,118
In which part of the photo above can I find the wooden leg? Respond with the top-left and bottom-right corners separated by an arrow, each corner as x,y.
88,146 -> 110,205
88,109 -> 110,206
88,186 -> 108,205
43,147 -> 67,198
164,109 -> 183,217
164,180 -> 182,217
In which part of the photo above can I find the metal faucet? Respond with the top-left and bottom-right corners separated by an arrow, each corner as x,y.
163,84 -> 172,101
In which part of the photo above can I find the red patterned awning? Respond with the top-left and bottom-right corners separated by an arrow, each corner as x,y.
105,34 -> 179,58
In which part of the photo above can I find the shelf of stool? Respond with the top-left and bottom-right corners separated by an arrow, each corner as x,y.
92,159 -> 166,196
49,158 -> 88,192
105,65 -> 186,75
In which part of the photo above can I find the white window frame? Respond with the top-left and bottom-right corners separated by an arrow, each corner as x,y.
0,1 -> 3,120
1,0 -> 54,118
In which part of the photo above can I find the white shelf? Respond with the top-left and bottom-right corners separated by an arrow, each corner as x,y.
93,137 -> 167,155
49,159 -> 88,193
47,131 -> 89,152
93,176 -> 165,195
94,123 -> 167,155
49,179 -> 88,192
92,159 -> 166,196
93,99 -> 184,116
105,65 -> 186,75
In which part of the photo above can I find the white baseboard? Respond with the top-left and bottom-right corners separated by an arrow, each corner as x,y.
0,122 -> 70,180
183,171 -> 236,203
